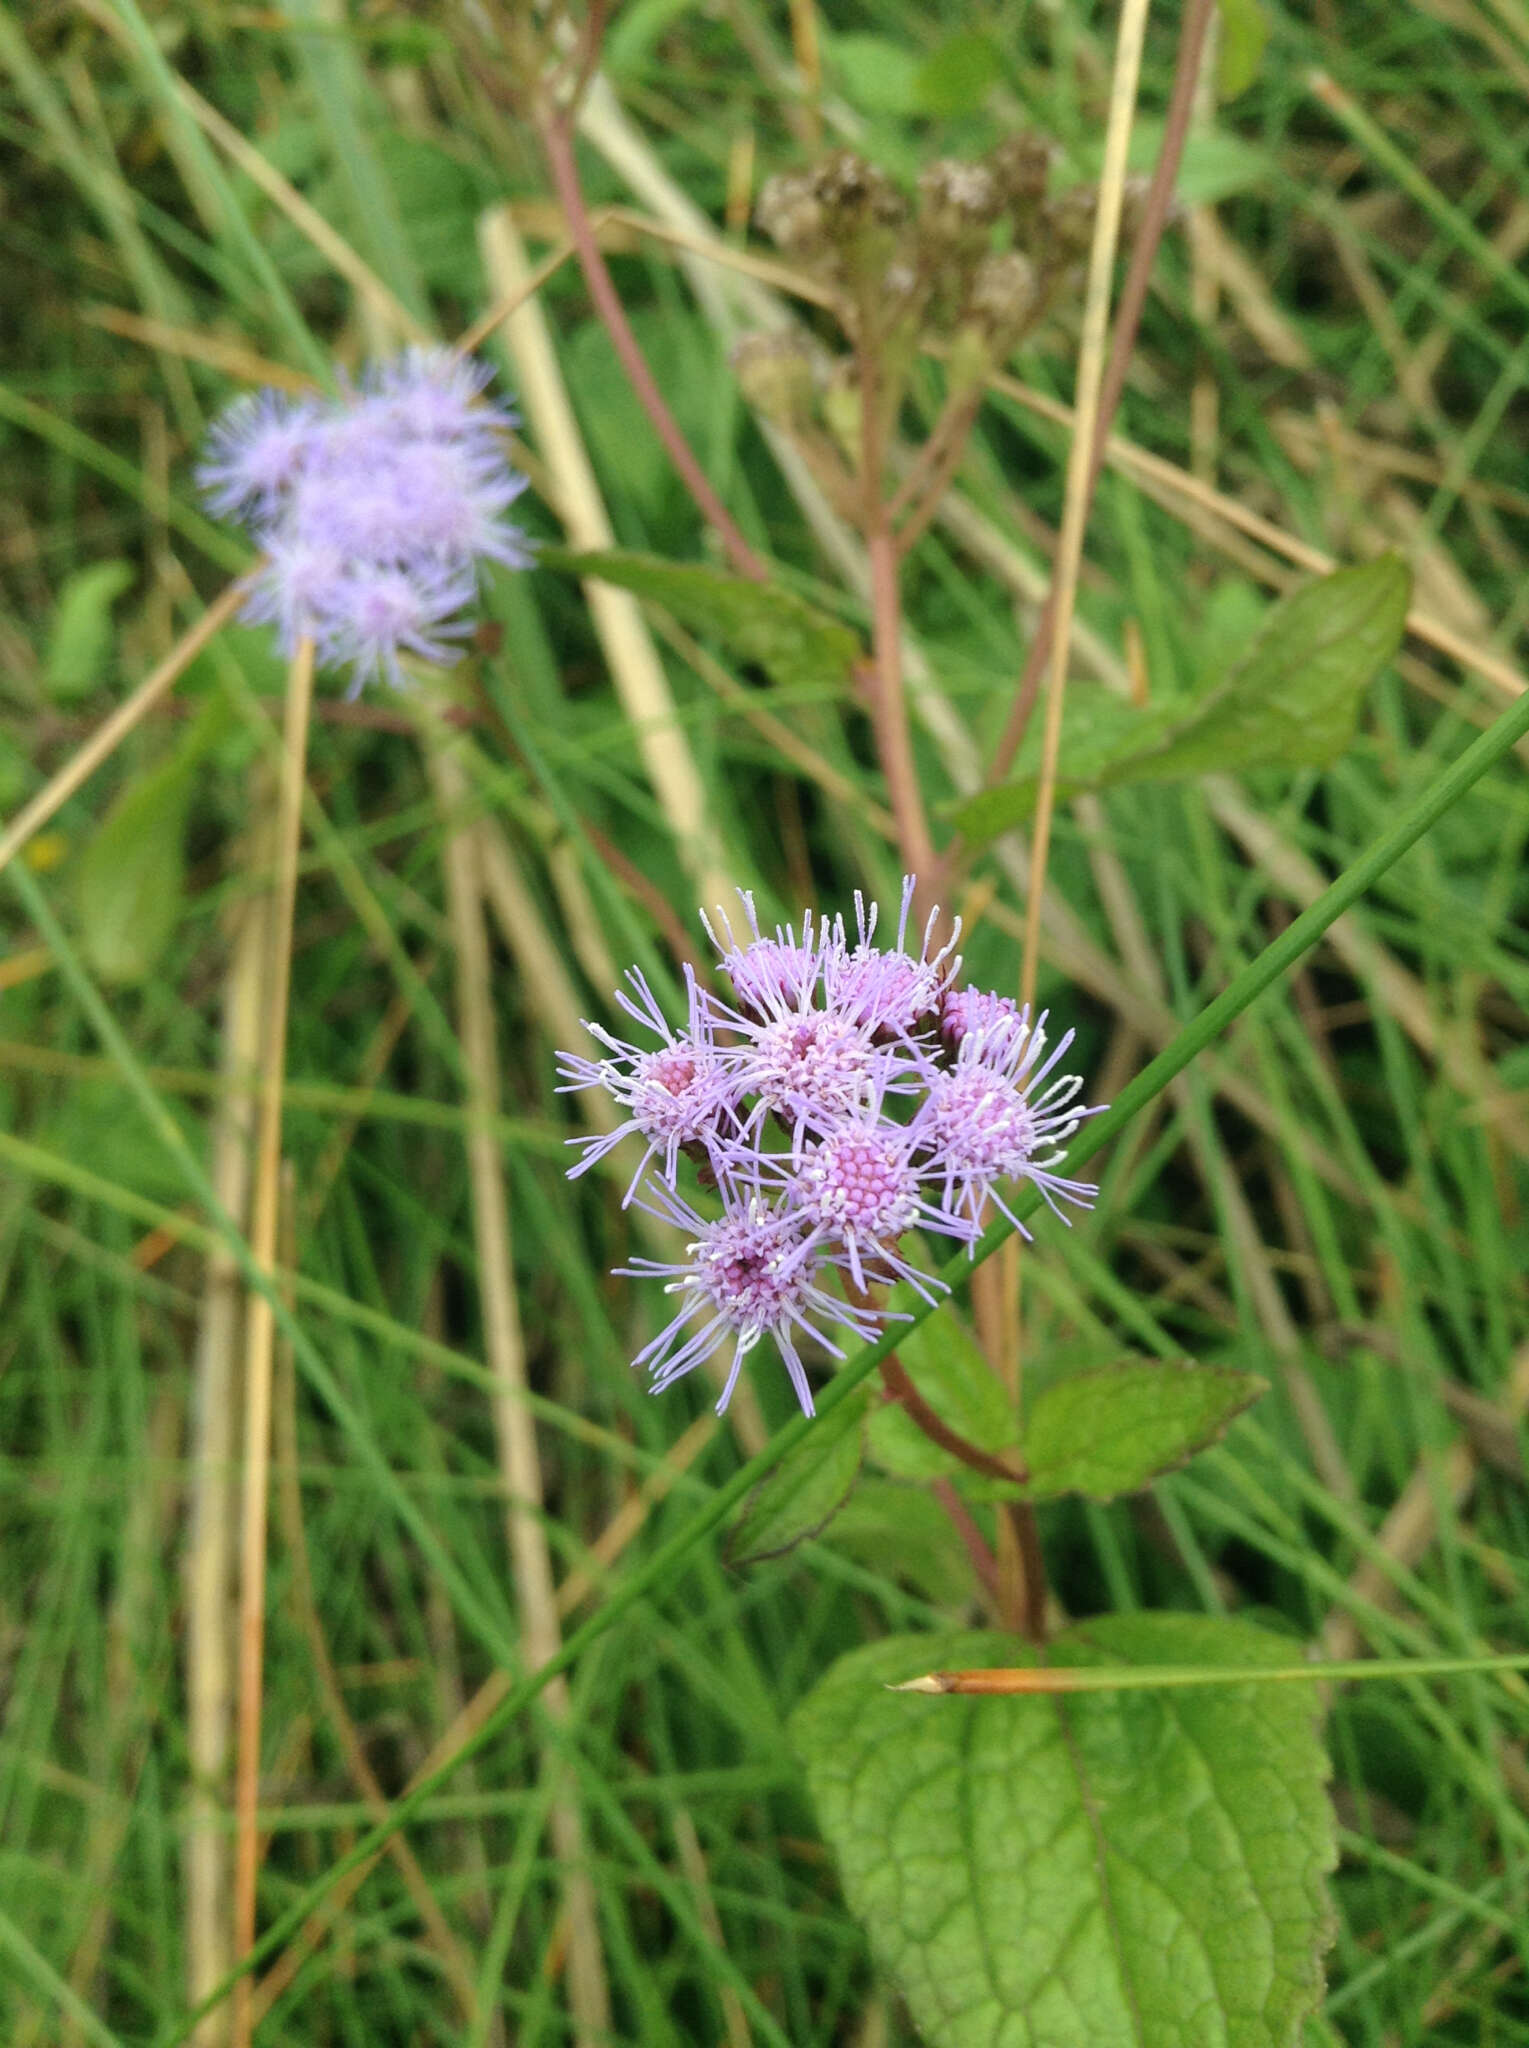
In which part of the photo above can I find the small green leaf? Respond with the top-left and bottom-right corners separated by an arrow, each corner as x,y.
549,547 -> 861,694
43,560 -> 136,703
792,1613 -> 1336,2048
866,1313 -> 1016,1480
74,694 -> 228,985
914,33 -> 1003,116
1216,0 -> 1270,100
956,557 -> 1411,842
1022,1359 -> 1267,1501
729,1387 -> 870,1566
76,753 -> 194,985
827,33 -> 922,115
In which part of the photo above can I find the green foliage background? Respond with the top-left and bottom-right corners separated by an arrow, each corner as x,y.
2,0 -> 1528,2041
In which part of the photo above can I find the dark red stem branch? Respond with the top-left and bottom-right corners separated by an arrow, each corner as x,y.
539,112 -> 768,584
878,1355 -> 1028,1486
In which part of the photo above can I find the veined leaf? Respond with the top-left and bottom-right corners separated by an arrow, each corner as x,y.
1022,1359 -> 1268,1501
547,546 -> 861,694
956,556 -> 1411,843
729,1386 -> 870,1566
793,1613 -> 1336,2048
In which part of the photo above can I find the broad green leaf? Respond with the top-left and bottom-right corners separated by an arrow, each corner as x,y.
792,1613 -> 1336,2048
866,1312 -> 1017,1480
956,557 -> 1410,843
914,33 -> 1003,116
819,1478 -> 974,1606
43,560 -> 136,702
729,1387 -> 870,1566
549,547 -> 861,694
1022,1359 -> 1268,1501
1216,0 -> 1270,100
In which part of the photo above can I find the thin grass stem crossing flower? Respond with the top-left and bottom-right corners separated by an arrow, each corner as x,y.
560,878 -> 1105,1419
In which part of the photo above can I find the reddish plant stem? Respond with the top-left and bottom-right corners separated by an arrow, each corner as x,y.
538,111 -> 767,584
857,338 -> 939,899
982,0 -> 1219,792
933,1478 -> 1003,1608
877,1354 -> 1028,1486
887,390 -> 984,549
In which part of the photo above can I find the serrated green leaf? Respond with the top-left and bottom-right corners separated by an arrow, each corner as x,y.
549,547 -> 861,694
956,557 -> 1411,843
792,1613 -> 1336,2048
914,33 -> 1003,116
1216,0 -> 1270,100
866,1313 -> 1017,1480
729,1387 -> 870,1566
43,560 -> 136,703
1022,1359 -> 1267,1501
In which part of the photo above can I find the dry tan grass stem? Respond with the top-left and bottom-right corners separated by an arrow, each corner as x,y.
426,731 -> 610,2042
230,635 -> 315,2048
182,810 -> 269,2048
1019,0 -> 1153,1012
0,580 -> 245,880
477,203 -> 735,913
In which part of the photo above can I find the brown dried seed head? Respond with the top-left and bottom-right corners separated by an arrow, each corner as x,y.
967,249 -> 1041,339
809,150 -> 907,231
755,170 -> 827,256
730,332 -> 818,427
918,157 -> 1003,233
989,133 -> 1056,210
1040,181 -> 1100,262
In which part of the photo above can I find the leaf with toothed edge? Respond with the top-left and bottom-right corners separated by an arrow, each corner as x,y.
792,1613 -> 1336,2048
1020,1358 -> 1269,1502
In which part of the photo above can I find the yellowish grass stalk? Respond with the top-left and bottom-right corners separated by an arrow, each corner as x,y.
1019,0 -> 1153,1011
230,636 -> 315,2048
0,581 -> 245,880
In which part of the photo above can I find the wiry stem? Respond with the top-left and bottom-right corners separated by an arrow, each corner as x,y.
984,0 -> 1217,792
230,636 -> 315,2048
538,110 -> 767,582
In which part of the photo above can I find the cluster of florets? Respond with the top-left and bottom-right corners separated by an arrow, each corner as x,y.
558,878 -> 1102,1419
197,348 -> 533,695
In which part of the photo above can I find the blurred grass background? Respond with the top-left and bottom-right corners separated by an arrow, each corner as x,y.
2,0 -> 1529,2041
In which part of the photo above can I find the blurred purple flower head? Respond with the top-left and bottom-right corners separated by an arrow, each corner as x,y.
197,348 -> 532,695
559,877 -> 1104,1419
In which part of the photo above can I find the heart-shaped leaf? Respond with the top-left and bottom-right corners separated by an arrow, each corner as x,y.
792,1613 -> 1336,2048
1022,1359 -> 1268,1501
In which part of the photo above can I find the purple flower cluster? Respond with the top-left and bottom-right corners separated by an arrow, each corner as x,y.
197,349 -> 533,695
559,878 -> 1103,1418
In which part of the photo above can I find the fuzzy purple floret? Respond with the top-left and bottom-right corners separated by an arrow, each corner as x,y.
559,877 -> 1105,1419
196,347 -> 532,693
